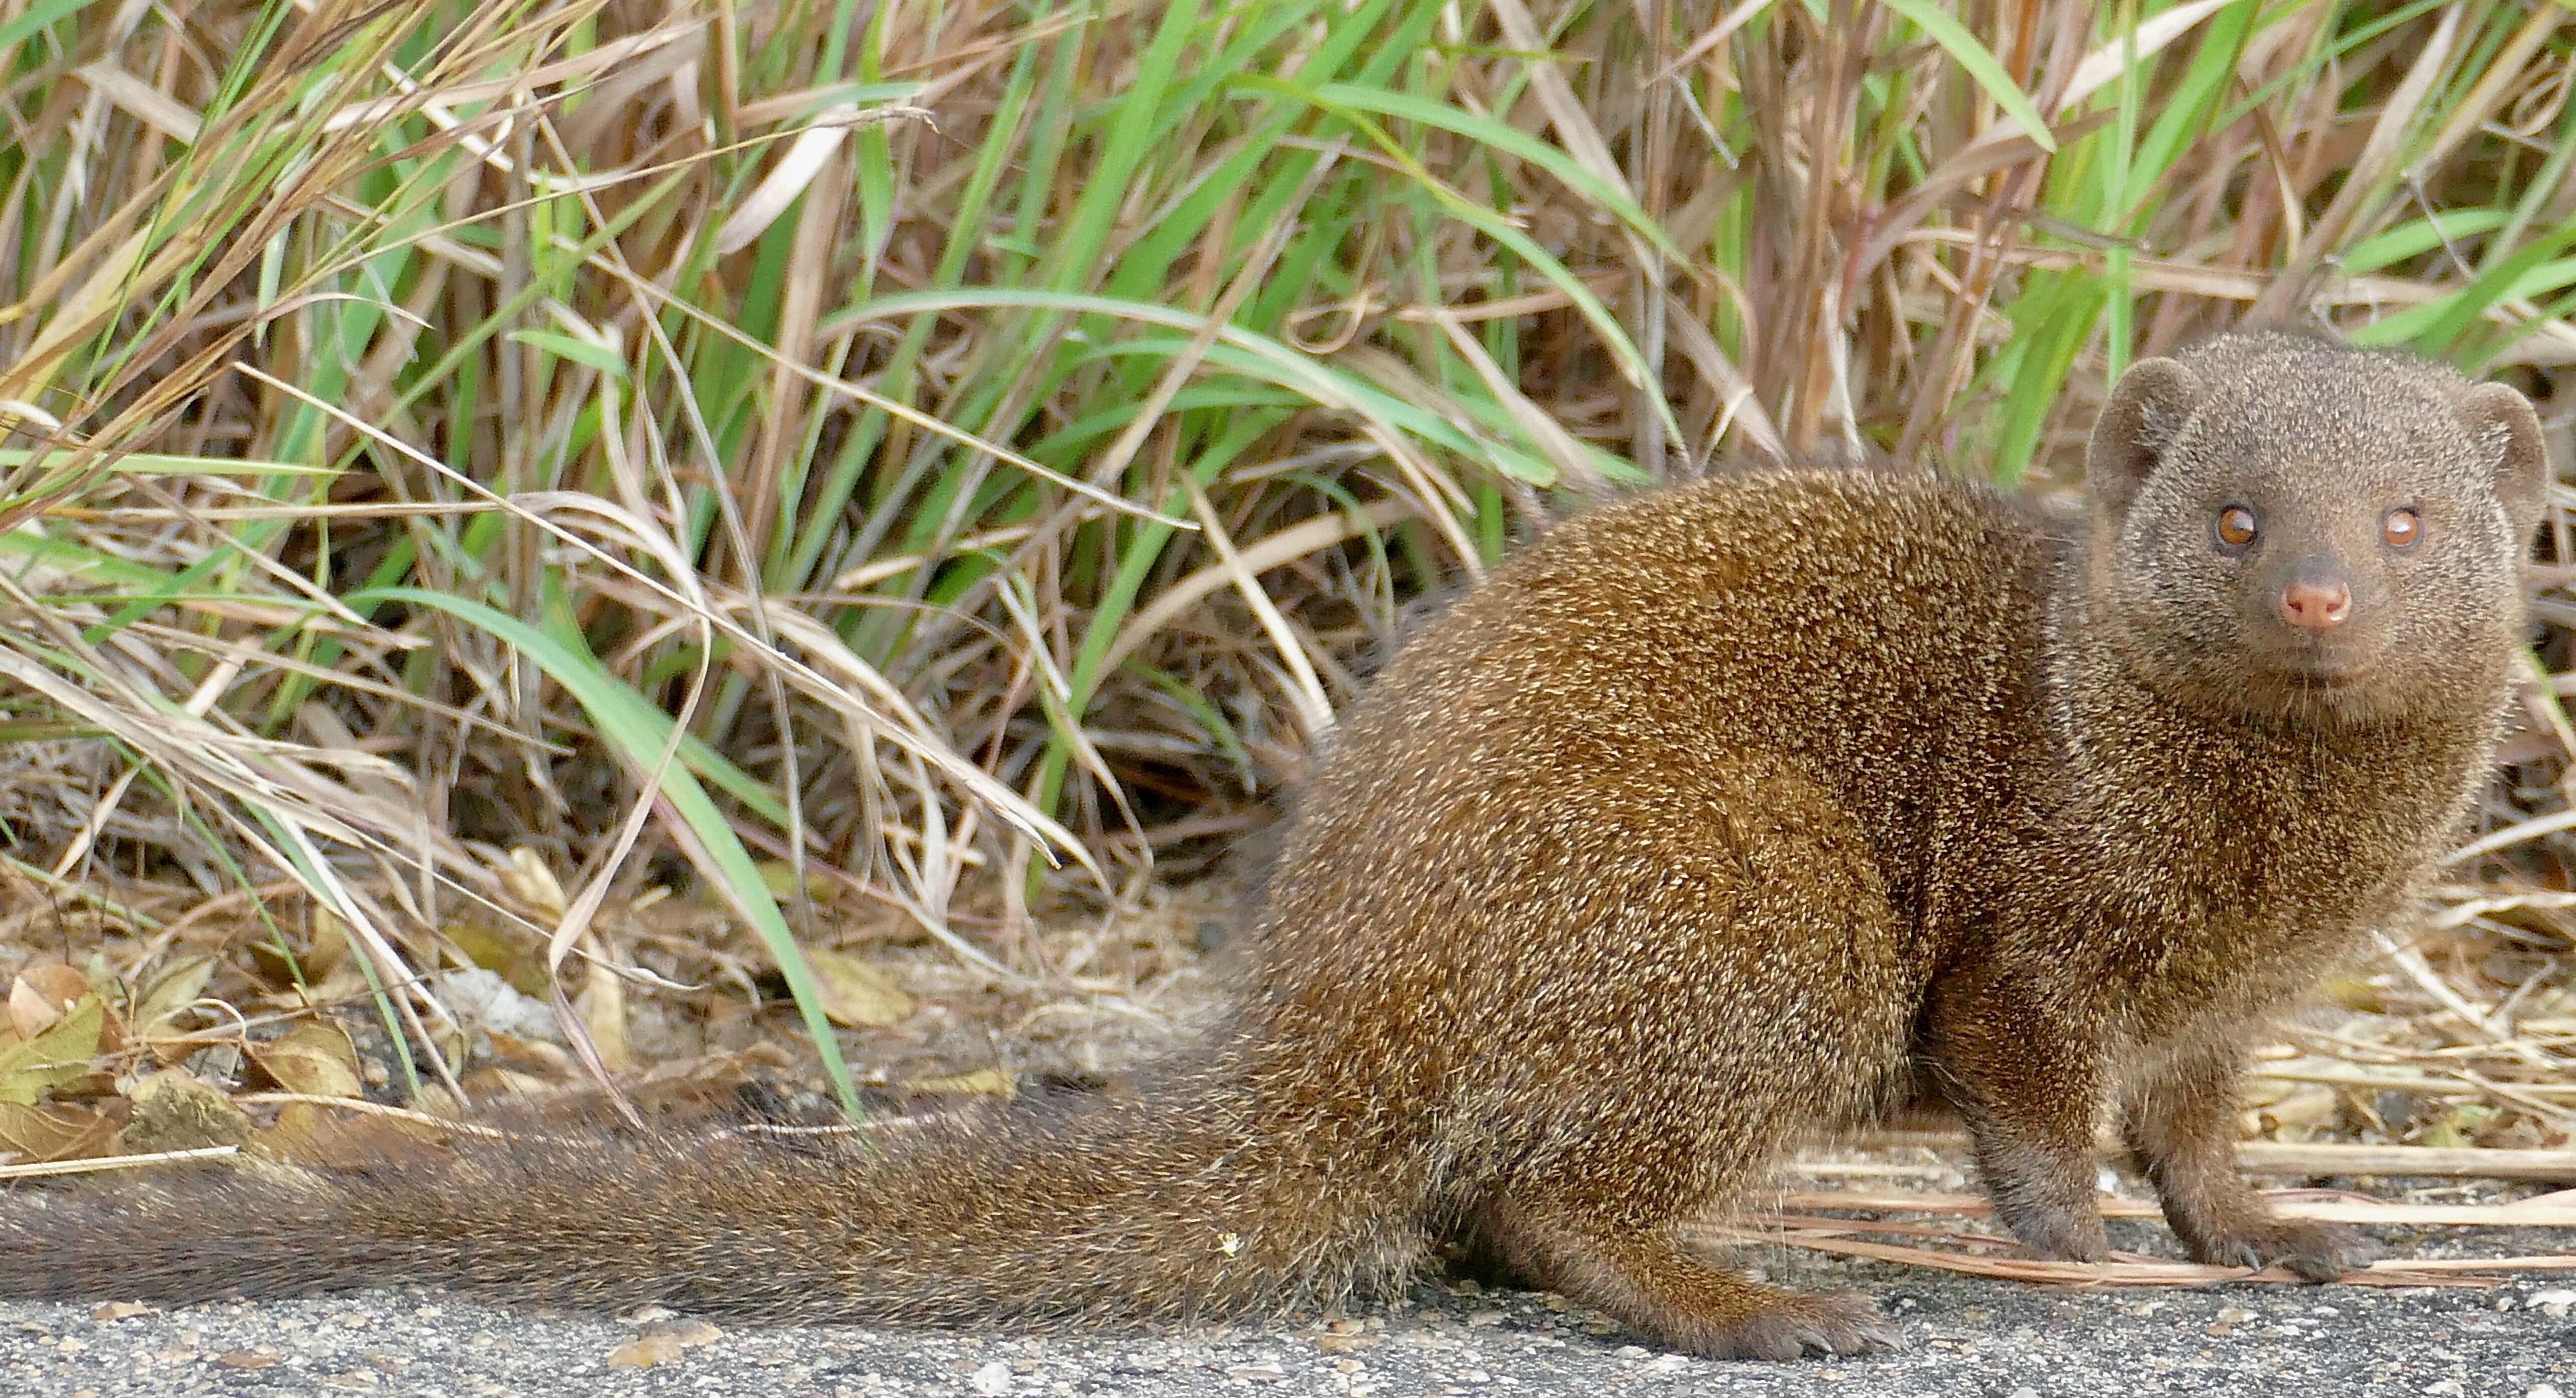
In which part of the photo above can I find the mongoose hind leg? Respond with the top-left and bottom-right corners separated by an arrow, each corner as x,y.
1443,758 -> 1917,1358
1478,1196 -> 1897,1359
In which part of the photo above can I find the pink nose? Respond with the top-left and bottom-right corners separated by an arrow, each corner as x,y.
2280,578 -> 2351,633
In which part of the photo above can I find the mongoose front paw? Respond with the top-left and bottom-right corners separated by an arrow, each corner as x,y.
1681,1290 -> 1902,1361
1994,1200 -> 2108,1263
2186,1218 -> 2366,1281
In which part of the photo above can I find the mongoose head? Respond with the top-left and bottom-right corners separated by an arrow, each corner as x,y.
2083,330 -> 2549,728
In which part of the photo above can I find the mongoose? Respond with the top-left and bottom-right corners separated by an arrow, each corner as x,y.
0,331 -> 2549,1361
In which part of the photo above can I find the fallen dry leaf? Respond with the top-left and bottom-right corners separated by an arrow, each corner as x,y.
503,847 -> 568,917
8,962 -> 89,1040
216,1350 -> 280,1369
0,1101 -> 116,1163
0,995 -> 105,1105
577,945 -> 632,1074
445,920 -> 546,996
605,1335 -> 683,1368
8,982 -> 57,1042
91,1301 -> 154,1321
902,1066 -> 1011,1096
459,1064 -> 558,1099
805,947 -> 915,1029
245,1020 -> 364,1099
130,955 -> 218,1041
304,907 -> 351,978
254,1099 -> 442,1167
252,1100 -> 342,1163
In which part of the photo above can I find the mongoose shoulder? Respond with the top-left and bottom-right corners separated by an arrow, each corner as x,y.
0,330 -> 2550,1361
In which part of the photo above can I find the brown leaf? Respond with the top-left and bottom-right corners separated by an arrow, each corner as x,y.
92,998 -> 129,1058
247,910 -> 351,987
304,906 -> 351,978
577,956 -> 632,1075
901,1067 -> 1012,1097
655,1320 -> 722,1346
92,1301 -> 154,1321
216,1350 -> 280,1369
459,1065 -> 555,1098
131,955 -> 219,1039
0,1102 -> 115,1164
252,1100 -> 339,1163
502,847 -> 568,917
805,947 -> 915,1029
445,920 -> 545,996
254,1099 -> 439,1167
5,981 -> 54,1042
8,962 -> 87,1040
0,996 -> 105,1106
605,1335 -> 683,1368
245,1020 -> 364,1099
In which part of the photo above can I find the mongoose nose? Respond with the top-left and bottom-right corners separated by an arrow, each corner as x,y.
2279,577 -> 2352,633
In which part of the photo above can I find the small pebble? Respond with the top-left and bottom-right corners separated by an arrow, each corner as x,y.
969,1359 -> 1014,1395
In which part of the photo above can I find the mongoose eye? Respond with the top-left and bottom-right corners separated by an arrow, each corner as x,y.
2214,505 -> 2259,551
2382,506 -> 2422,550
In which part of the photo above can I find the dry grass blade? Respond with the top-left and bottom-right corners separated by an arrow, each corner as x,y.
2234,1143 -> 2576,1183
0,1147 -> 241,1180
1756,1188 -> 2576,1229
1687,1223 -> 2541,1289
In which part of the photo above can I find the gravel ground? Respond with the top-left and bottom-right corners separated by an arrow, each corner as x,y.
1,1225 -> 2567,1397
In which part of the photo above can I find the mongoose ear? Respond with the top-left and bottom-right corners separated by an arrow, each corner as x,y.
2460,381 -> 2551,540
2088,358 -> 2200,521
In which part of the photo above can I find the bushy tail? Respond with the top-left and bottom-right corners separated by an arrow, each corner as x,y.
0,1075 -> 1433,1325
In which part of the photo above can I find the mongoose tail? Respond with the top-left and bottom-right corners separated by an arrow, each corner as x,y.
0,1074 -> 1432,1326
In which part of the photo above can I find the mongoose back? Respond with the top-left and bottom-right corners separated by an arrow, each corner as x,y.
0,331 -> 2551,1359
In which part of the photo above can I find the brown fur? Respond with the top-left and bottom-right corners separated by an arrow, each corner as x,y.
0,332 -> 2549,1361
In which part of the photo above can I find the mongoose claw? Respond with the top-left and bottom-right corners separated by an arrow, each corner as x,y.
2189,1219 -> 2368,1281
1687,1290 -> 1902,1361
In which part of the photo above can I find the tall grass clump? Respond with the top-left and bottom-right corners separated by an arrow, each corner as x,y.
0,0 -> 2566,1105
